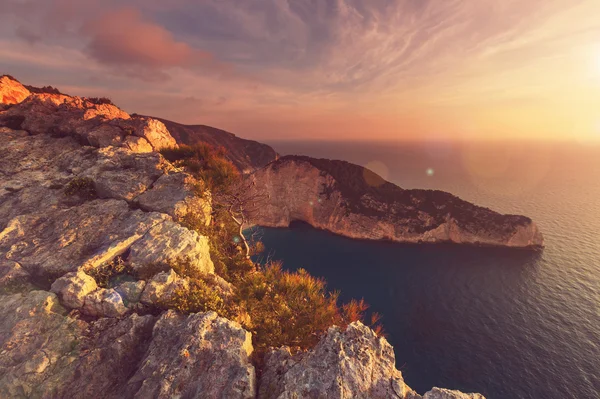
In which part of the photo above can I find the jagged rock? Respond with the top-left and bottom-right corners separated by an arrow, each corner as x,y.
139,269 -> 188,306
128,220 -> 214,276
0,289 -> 157,398
126,310 -> 255,399
58,313 -> 157,399
0,291 -> 88,398
82,146 -> 169,201
129,117 -> 177,151
0,75 -> 30,104
258,322 -> 418,399
0,77 -> 175,153
423,388 -> 485,399
0,260 -> 31,292
124,135 -> 153,153
51,270 -> 98,309
82,288 -> 128,318
115,280 -> 147,307
135,171 -> 211,224
0,199 -> 168,277
250,156 -> 544,249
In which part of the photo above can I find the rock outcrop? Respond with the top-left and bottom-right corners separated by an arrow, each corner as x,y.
0,76 -> 487,399
259,322 -> 419,399
0,290 -> 256,399
249,156 -> 543,249
0,75 -> 30,105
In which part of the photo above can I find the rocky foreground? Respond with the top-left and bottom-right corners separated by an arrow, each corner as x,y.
249,156 -> 544,248
0,75 -> 486,398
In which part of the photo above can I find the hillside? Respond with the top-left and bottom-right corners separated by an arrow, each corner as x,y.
150,117 -> 278,172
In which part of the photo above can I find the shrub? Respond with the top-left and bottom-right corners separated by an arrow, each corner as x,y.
85,257 -> 132,288
87,97 -> 114,106
234,262 -> 377,358
169,278 -> 225,314
160,143 -> 239,191
24,85 -> 63,95
64,177 -> 96,199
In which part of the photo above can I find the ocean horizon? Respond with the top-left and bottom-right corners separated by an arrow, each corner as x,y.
253,140 -> 600,399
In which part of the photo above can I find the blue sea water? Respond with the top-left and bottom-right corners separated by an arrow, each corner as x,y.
252,140 -> 600,399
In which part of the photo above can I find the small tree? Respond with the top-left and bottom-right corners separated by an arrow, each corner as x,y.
213,176 -> 266,259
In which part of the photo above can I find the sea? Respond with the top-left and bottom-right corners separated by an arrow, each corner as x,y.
251,140 -> 600,399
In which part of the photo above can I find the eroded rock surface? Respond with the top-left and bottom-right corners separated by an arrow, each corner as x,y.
0,75 -> 30,105
127,310 -> 256,399
259,322 -> 418,399
249,156 -> 543,249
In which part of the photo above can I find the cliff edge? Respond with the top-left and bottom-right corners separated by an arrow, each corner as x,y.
0,75 -> 486,398
249,156 -> 543,249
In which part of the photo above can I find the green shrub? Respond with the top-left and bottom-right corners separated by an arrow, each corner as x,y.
64,177 -> 96,199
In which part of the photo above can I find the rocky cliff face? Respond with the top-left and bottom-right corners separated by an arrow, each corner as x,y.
249,156 -> 543,249
0,76 -> 486,398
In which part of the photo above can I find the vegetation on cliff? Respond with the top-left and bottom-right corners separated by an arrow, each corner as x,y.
159,144 -> 381,362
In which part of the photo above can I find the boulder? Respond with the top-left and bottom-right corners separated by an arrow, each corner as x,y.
128,220 -> 214,276
82,288 -> 128,318
82,146 -> 169,201
139,269 -> 188,306
259,322 -> 418,399
0,199 -> 168,277
126,310 -> 255,399
115,280 -> 147,307
0,291 -> 87,398
51,270 -> 98,309
135,171 -> 211,224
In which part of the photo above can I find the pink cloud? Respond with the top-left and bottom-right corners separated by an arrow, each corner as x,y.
82,7 -> 212,69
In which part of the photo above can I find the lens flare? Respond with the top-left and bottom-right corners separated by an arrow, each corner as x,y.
426,168 -> 435,177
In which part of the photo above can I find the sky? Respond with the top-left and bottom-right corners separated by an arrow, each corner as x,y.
1,0 -> 599,142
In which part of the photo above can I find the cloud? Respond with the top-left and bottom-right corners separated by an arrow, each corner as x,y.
82,7 -> 212,69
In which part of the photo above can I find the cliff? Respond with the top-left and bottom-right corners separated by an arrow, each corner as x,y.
0,76 -> 486,398
249,156 -> 543,248
151,117 -> 278,173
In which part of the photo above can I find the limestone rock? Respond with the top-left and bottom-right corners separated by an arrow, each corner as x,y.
128,220 -> 214,276
0,198 -> 168,277
139,269 -> 188,306
136,171 -> 211,224
423,388 -> 485,399
130,117 -> 177,150
249,156 -> 543,249
115,280 -> 147,307
0,291 -> 87,398
58,314 -> 157,399
258,322 -> 417,399
126,310 -> 255,399
51,270 -> 98,309
82,146 -> 169,201
82,288 -> 128,318
124,135 -> 153,153
0,75 -> 30,104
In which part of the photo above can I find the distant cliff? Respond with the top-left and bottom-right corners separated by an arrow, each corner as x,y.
151,117 -> 278,172
249,156 -> 543,249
